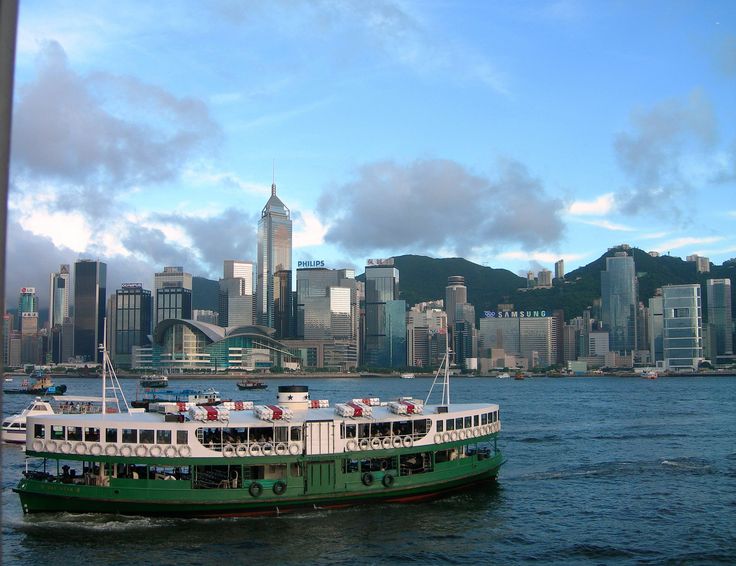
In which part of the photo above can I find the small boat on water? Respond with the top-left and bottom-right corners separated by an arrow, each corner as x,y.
400,373 -> 415,379
514,372 -> 525,380
642,370 -> 658,380
236,379 -> 268,391
3,370 -> 67,395
139,374 -> 168,388
13,325 -> 504,517
2,396 -> 108,444
496,372 -> 510,379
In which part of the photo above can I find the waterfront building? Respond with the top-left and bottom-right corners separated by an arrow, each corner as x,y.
520,317 -> 556,368
478,317 -> 521,356
562,324 -> 578,363
706,279 -> 733,361
686,254 -> 710,274
601,252 -> 638,354
454,303 -> 477,369
407,304 -> 447,368
273,269 -> 294,339
662,284 -> 703,371
131,320 -> 299,372
555,259 -> 565,280
256,181 -> 292,329
588,331 -> 610,356
107,284 -> 152,369
154,266 -> 192,325
73,259 -> 107,363
363,263 -> 406,368
648,293 -> 664,365
49,264 -> 70,327
17,287 -> 37,330
219,260 -> 254,328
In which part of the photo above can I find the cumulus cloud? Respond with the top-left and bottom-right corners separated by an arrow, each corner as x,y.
317,158 -> 565,257
567,193 -> 614,216
12,41 -> 220,190
613,90 -> 718,216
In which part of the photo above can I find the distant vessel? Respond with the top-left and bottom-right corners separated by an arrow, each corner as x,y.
642,370 -> 658,380
3,370 -> 67,396
400,373 -> 415,379
496,372 -> 510,379
236,379 -> 268,391
514,372 -> 525,381
139,374 -> 168,388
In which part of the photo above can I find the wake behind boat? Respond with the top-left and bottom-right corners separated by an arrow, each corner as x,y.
13,322 -> 504,517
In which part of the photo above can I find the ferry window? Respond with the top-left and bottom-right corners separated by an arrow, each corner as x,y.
374,422 -> 391,437
122,429 -> 138,443
290,427 -> 302,441
481,413 -> 488,425
343,424 -> 356,439
393,421 -> 411,436
140,429 -> 155,444
67,426 -> 82,441
275,426 -> 288,443
436,420 -> 444,432
85,427 -> 100,442
34,424 -> 45,439
177,430 -> 188,444
52,425 -> 65,440
157,430 -> 172,444
464,416 -> 472,428
473,415 -> 479,426
358,424 -> 370,438
106,428 -> 117,443
456,418 -> 464,430
251,427 -> 273,443
446,419 -> 454,431
414,419 -> 429,436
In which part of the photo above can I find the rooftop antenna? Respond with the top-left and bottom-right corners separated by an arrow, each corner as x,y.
271,159 -> 276,196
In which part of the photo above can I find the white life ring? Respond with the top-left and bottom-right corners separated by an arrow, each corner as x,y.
223,443 -> 236,457
262,443 -> 274,456
60,441 -> 72,454
433,433 -> 443,444
486,424 -> 492,434
164,445 -> 177,458
442,432 -> 451,443
119,444 -> 133,457
32,439 -> 44,452
105,444 -> 118,456
275,443 -> 288,456
249,443 -> 262,457
44,440 -> 57,452
382,437 -> 392,449
370,437 -> 382,450
392,436 -> 403,449
135,444 -> 149,458
402,436 -> 414,448
288,443 -> 301,456
472,427 -> 480,438
149,445 -> 162,457
346,439 -> 358,452
236,443 -> 249,457
450,431 -> 458,442
178,445 -> 192,457
74,442 -> 88,455
359,439 -> 370,451
89,443 -> 102,456
458,429 -> 467,440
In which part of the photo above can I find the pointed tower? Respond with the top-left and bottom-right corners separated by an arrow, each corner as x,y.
256,177 -> 292,332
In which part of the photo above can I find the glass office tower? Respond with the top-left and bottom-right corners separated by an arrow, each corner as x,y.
364,264 -> 406,368
74,259 -> 107,363
257,182 -> 292,329
109,284 -> 152,368
601,252 -> 638,354
706,278 -> 733,359
663,284 -> 703,371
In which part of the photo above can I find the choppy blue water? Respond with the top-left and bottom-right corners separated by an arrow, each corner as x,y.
2,376 -> 735,565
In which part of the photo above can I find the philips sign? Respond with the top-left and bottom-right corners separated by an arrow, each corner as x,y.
297,260 -> 325,268
483,310 -> 549,318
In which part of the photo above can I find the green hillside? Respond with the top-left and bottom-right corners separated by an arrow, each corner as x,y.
368,249 -> 736,322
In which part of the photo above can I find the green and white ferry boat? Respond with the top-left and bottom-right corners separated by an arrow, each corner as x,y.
15,337 -> 503,517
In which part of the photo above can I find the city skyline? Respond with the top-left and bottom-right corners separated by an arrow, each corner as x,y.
6,1 -> 736,309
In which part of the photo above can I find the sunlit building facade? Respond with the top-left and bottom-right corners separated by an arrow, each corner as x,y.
662,284 -> 703,371
601,252 -> 638,354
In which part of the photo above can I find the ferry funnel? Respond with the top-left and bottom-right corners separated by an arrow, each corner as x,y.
277,385 -> 309,410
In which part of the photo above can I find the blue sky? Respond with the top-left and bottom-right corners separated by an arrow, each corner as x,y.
6,0 -> 736,308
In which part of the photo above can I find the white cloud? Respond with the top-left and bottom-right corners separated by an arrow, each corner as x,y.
567,193 -> 615,216
653,236 -> 724,252
497,250 -> 589,264
577,219 -> 635,232
293,210 -> 327,248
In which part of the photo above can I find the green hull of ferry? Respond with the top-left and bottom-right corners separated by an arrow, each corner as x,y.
15,439 -> 502,516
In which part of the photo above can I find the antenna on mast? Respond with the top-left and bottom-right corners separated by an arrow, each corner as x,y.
271,159 -> 276,196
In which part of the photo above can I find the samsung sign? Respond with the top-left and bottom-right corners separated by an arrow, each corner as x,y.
483,310 -> 548,318
297,260 -> 325,268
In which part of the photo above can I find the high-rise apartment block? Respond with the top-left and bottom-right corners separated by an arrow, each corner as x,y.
555,259 -> 565,280
601,252 -> 638,354
257,182 -> 292,329
73,259 -> 107,363
686,254 -> 710,273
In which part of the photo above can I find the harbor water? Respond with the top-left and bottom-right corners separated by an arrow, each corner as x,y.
2,375 -> 735,564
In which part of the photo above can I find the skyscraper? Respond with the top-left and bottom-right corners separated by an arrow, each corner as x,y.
154,266 -> 192,326
601,252 -> 638,354
18,286 -> 37,327
219,260 -> 254,327
662,284 -> 703,371
108,283 -> 152,368
73,259 -> 107,363
706,278 -> 733,360
257,181 -> 292,329
555,259 -> 565,280
363,263 -> 405,368
49,264 -> 70,327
